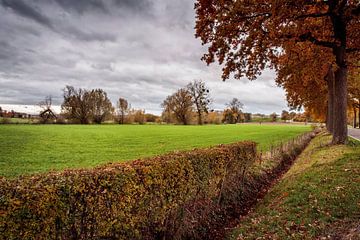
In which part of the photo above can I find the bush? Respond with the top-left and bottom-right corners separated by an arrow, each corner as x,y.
0,141 -> 257,239
0,117 -> 11,124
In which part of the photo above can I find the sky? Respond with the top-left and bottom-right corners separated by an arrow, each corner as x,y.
0,0 -> 289,115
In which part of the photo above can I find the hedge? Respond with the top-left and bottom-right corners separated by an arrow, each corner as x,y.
0,141 -> 257,239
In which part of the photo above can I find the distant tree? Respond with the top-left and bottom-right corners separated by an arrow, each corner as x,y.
187,80 -> 212,125
62,86 -> 113,124
62,86 -> 91,124
349,67 -> 360,128
281,110 -> 290,122
205,111 -> 222,124
133,110 -> 146,124
162,88 -> 193,125
161,106 -> 173,124
144,113 -> 160,123
117,98 -> 129,124
39,96 -> 57,123
0,106 -> 3,117
270,112 -> 278,122
223,98 -> 243,123
289,112 -> 297,120
243,113 -> 252,122
222,109 -> 236,124
88,89 -> 114,124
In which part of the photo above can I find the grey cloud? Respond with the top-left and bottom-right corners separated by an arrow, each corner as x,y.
53,0 -> 107,14
1,0 -> 53,29
62,25 -> 117,42
0,0 -> 289,115
112,0 -> 153,12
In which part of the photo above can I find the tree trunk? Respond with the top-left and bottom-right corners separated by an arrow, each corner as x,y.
329,4 -> 348,144
326,66 -> 335,134
197,111 -> 203,125
332,48 -> 348,144
358,104 -> 360,128
353,106 -> 357,128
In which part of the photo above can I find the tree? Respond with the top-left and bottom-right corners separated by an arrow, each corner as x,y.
88,89 -> 114,124
270,112 -> 278,122
0,106 -> 3,117
195,0 -> 360,144
243,113 -> 252,122
281,110 -> 290,122
133,110 -> 146,124
39,96 -> 57,123
187,80 -> 212,125
349,66 -> 360,128
275,43 -> 330,127
61,86 -> 113,124
162,88 -> 193,125
223,98 -> 243,124
144,113 -> 160,123
117,98 -> 129,124
62,86 -> 92,124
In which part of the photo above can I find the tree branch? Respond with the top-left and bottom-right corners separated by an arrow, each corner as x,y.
295,12 -> 329,19
352,5 -> 360,16
346,48 -> 360,53
297,32 -> 336,49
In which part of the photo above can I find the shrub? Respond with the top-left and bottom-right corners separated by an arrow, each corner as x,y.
0,117 -> 11,124
0,141 -> 257,239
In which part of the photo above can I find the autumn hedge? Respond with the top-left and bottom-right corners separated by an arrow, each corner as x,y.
0,141 -> 258,239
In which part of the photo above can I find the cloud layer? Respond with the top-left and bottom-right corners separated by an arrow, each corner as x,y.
0,0 -> 288,114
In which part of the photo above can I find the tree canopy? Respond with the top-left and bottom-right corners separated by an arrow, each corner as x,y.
195,0 -> 360,143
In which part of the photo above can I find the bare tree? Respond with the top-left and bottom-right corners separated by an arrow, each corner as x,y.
117,98 -> 129,124
162,88 -> 193,125
39,96 -> 57,123
187,80 -> 212,125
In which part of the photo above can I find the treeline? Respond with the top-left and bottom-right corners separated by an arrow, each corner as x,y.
33,80 -> 255,125
56,86 -> 159,124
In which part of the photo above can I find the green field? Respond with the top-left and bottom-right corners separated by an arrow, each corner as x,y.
0,124 -> 310,178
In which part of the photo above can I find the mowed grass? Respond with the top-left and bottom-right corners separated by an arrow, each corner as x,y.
0,124 -> 310,178
229,134 -> 360,239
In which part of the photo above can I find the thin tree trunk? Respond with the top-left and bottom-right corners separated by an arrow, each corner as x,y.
197,111 -> 202,125
326,66 -> 335,134
358,104 -> 360,128
353,106 -> 357,128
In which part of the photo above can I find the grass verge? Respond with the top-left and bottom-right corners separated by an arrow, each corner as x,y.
228,133 -> 360,239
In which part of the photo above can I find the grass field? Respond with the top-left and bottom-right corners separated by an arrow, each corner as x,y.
0,124 -> 310,178
229,134 -> 360,239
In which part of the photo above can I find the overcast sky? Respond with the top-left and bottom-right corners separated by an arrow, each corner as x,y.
0,0 -> 289,115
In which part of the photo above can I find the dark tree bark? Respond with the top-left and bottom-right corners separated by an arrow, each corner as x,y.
358,104 -> 360,128
196,109 -> 202,125
326,66 -> 335,134
353,105 -> 357,128
332,46 -> 348,144
330,4 -> 348,144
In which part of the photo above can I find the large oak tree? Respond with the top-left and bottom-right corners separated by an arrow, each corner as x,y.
195,0 -> 359,144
